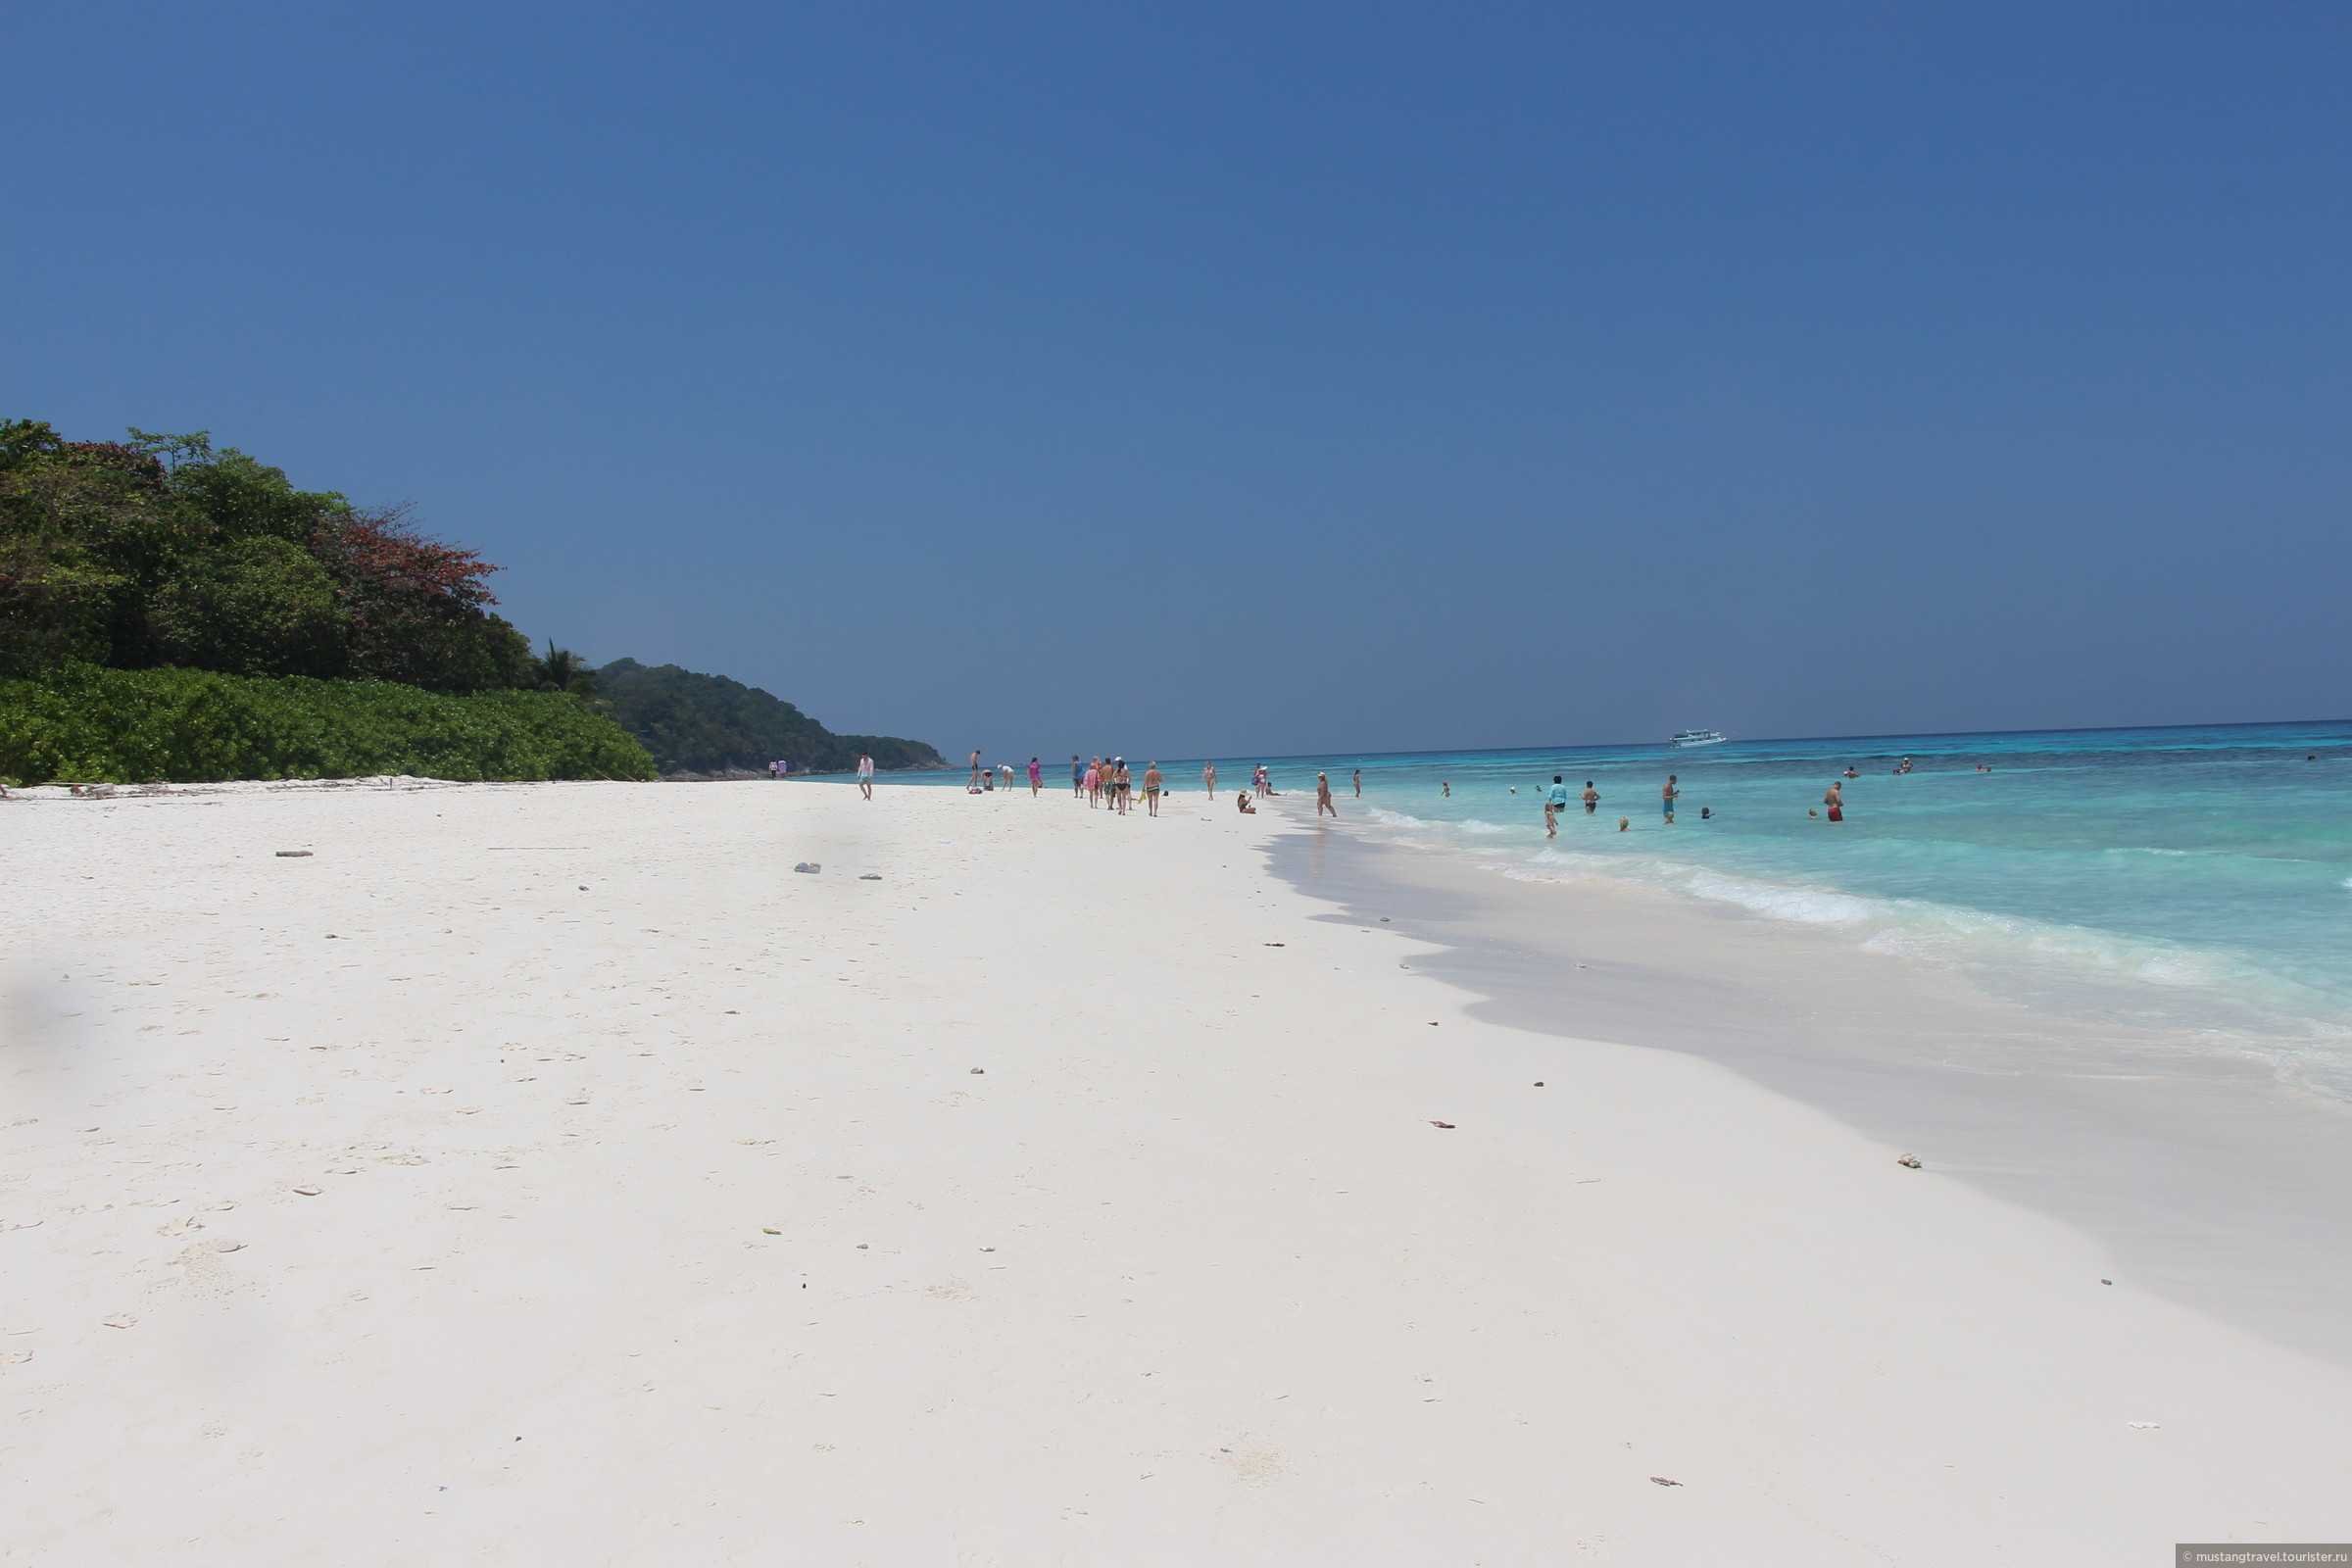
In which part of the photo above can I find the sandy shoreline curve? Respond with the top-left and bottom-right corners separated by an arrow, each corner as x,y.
4,778 -> 2346,1563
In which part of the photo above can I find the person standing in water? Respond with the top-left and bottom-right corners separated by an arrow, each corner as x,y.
1544,774 -> 1571,836
1316,771 -> 1338,817
1203,760 -> 1217,799
1144,760 -> 1164,816
1824,780 -> 1844,822
1581,780 -> 1598,815
1351,768 -> 1362,798
1442,780 -> 1451,798
1663,773 -> 1680,824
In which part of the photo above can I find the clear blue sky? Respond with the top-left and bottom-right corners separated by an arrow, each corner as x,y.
9,4 -> 2347,758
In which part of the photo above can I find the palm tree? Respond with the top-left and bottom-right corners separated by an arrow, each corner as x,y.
537,640 -> 597,697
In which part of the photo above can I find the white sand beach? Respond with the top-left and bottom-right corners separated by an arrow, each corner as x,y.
4,779 -> 2347,1564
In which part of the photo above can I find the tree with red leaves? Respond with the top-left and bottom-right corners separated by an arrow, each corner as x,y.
313,506 -> 531,690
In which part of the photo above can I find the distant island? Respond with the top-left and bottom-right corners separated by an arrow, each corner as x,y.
595,659 -> 944,777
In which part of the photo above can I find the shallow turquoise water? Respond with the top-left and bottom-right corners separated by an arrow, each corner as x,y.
1238,723 -> 2352,1070
820,723 -> 2352,1077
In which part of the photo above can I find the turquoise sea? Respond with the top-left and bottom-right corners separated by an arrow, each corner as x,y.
861,722 -> 2352,1092
1249,722 -> 2352,1091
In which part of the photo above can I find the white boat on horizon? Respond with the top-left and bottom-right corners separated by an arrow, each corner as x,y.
1670,729 -> 1730,748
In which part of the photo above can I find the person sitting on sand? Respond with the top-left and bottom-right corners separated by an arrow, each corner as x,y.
983,768 -> 996,792
1237,789 -> 1255,814
1144,761 -> 1164,816
1582,781 -> 1598,814
1316,771 -> 1338,818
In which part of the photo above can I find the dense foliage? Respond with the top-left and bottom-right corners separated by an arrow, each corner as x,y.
0,663 -> 655,785
0,420 -> 535,689
596,659 -> 943,775
1,417 -> 919,785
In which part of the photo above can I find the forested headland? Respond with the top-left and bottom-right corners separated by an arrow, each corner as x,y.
0,420 -> 936,784
595,659 -> 944,776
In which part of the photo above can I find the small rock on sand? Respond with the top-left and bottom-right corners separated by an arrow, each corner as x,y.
794,862 -> 820,874
292,1185 -> 322,1197
102,1314 -> 137,1330
273,851 -> 313,858
212,1239 -> 246,1253
969,1067 -> 985,1075
1649,1475 -> 1683,1488
1897,1154 -> 1923,1169
1429,1120 -> 1456,1130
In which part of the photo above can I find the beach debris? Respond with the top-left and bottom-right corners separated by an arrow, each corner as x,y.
1263,942 -> 1285,948
1648,1475 -> 1683,1488
212,1238 -> 246,1253
577,884 -> 588,891
0,1350 -> 30,1366
291,1185 -> 322,1197
273,850 -> 313,858
2128,1421 -> 2161,1430
1429,1120 -> 1456,1130
969,1066 -> 985,1075
859,873 -> 882,881
1896,1154 -> 1922,1169
761,1226 -> 781,1236
794,861 -> 821,874
856,1243 -> 868,1250
1533,1081 -> 1545,1088
102,1314 -> 137,1330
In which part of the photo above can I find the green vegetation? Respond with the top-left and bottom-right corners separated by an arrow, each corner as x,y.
596,659 -> 943,775
0,420 -> 537,688
0,417 -> 927,786
0,663 -> 656,785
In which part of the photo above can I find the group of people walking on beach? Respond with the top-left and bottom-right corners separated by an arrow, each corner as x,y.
1069,755 -> 1166,816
